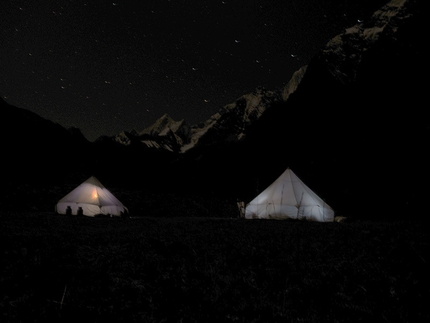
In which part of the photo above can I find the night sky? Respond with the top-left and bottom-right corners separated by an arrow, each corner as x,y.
1,0 -> 387,142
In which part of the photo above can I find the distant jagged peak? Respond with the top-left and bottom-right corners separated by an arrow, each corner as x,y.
161,118 -> 188,135
113,129 -> 138,145
139,113 -> 177,136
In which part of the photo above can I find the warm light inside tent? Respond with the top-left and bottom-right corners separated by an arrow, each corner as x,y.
92,189 -> 98,199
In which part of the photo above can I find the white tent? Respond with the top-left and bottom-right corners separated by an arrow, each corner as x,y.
55,176 -> 128,217
245,168 -> 334,222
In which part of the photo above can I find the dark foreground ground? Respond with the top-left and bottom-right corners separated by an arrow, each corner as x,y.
1,212 -> 428,323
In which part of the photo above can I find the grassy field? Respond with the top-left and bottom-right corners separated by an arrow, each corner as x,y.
1,212 -> 428,322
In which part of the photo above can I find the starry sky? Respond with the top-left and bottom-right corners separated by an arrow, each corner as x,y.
0,0 -> 388,142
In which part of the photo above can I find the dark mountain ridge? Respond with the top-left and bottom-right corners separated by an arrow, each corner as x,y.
1,99 -> 90,184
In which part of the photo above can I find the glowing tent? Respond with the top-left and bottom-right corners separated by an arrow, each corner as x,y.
55,176 -> 128,217
245,168 -> 334,222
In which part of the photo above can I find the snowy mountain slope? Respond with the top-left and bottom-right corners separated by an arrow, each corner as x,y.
281,65 -> 308,101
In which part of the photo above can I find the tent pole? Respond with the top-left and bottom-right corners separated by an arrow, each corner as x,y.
297,191 -> 304,220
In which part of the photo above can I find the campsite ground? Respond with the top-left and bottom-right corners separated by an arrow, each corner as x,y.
1,212 -> 428,323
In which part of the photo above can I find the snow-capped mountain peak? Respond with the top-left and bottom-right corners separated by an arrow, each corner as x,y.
139,113 -> 176,136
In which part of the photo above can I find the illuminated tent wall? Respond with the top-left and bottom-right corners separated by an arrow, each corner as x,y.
55,176 -> 128,217
245,168 -> 334,222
